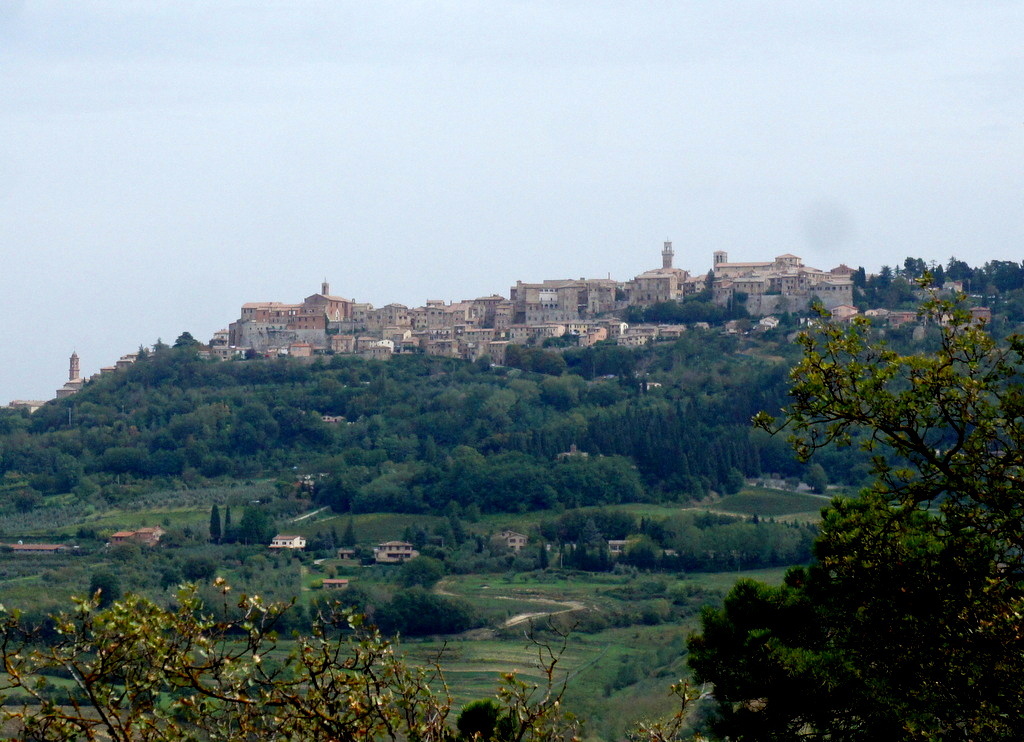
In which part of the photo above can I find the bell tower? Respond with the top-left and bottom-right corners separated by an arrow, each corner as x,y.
321,278 -> 330,296
662,240 -> 674,269
69,351 -> 80,381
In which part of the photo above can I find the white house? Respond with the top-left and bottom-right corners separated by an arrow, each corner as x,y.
269,534 -> 307,550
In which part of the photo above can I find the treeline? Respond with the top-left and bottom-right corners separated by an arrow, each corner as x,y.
855,255 -> 1024,320
538,509 -> 815,573
346,508 -> 815,579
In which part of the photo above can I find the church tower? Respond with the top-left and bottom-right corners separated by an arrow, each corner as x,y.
69,351 -> 80,381
662,240 -> 674,269
321,279 -> 330,296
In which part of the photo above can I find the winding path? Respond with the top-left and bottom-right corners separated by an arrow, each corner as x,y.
496,596 -> 587,628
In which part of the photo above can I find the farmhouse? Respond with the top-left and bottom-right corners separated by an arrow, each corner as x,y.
269,534 -> 307,550
500,530 -> 529,552
607,540 -> 629,556
4,543 -> 70,554
373,541 -> 419,563
109,527 -> 165,546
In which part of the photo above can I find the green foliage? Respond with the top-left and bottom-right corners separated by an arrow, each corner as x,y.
234,506 -> 275,545
172,331 -> 201,348
804,463 -> 827,494
694,291 -> 1024,739
504,345 -> 568,375
633,293 -> 749,324
722,468 -> 744,495
342,516 -> 356,546
182,556 -> 218,582
208,503 -> 221,543
1,338 -> 817,519
398,555 -> 446,588
0,585 -> 478,740
457,698 -> 502,739
691,493 -> 1024,740
87,570 -> 121,608
374,588 -> 480,637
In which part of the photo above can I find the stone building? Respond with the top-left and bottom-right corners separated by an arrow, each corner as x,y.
711,252 -> 854,315
625,241 -> 704,305
229,281 -> 354,352
56,352 -> 85,399
509,277 -> 620,325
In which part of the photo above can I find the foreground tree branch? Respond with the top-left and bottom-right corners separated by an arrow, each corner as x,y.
695,289 -> 1024,741
1,580 -> 702,741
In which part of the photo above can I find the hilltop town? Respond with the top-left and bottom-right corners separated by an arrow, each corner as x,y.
213,244 -> 854,366
6,244 -> 860,409
12,245 -> 1003,412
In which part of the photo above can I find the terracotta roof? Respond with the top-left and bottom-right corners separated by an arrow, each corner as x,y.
636,267 -> 687,278
307,293 -> 354,303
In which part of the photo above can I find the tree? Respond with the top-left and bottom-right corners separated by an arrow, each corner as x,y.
236,506 -> 274,545
12,487 -> 41,513
87,570 -> 121,608
804,462 -> 827,494
398,555 -> 446,589
209,504 -> 221,543
722,467 -> 744,494
622,536 -> 660,570
766,291 -> 1024,557
172,331 -> 200,349
457,698 -> 501,740
341,517 -> 356,547
691,291 -> 1024,740
181,556 -> 217,582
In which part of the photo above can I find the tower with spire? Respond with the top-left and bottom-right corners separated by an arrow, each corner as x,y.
662,240 -> 674,269
56,351 -> 85,399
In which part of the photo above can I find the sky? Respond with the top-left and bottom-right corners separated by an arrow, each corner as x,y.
1,1 -> 1022,403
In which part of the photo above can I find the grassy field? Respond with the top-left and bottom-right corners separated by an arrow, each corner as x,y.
397,567 -> 735,739
0,483 -> 820,740
289,511 -> 446,544
714,488 -> 828,519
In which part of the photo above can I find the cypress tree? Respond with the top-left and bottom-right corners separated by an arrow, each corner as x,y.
342,518 -> 356,547
209,504 -> 222,543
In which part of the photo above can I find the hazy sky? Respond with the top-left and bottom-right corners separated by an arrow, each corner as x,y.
2,1 -> 1022,403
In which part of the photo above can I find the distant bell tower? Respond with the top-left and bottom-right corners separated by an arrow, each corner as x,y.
69,351 -> 80,381
322,278 -> 330,296
662,240 -> 674,269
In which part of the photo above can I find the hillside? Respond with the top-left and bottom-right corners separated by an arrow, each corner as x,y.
0,328 -> 862,738
0,329 -> 841,523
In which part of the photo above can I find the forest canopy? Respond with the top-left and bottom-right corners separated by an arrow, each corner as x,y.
0,331 -> 827,518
